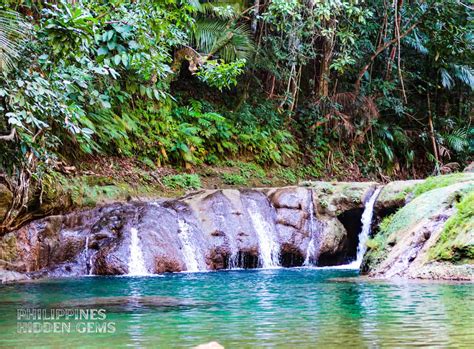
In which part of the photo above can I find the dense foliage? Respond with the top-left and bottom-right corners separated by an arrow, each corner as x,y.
0,1 -> 472,200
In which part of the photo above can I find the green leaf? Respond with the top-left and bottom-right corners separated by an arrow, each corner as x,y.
113,55 -> 121,65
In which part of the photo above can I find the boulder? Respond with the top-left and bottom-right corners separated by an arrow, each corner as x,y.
464,162 -> 474,173
375,180 -> 422,210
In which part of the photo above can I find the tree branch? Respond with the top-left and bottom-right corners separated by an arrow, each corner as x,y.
0,128 -> 16,141
354,2 -> 435,93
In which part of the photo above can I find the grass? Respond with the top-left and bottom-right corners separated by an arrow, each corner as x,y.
429,190 -> 474,263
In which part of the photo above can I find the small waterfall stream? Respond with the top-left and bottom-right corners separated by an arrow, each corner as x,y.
128,228 -> 148,276
84,236 -> 90,275
177,219 -> 203,272
247,200 -> 280,268
303,191 -> 322,266
344,187 -> 382,269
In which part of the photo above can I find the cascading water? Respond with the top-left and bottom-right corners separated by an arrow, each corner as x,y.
177,219 -> 203,272
84,236 -> 90,274
247,200 -> 280,268
344,187 -> 382,269
303,191 -> 322,266
128,227 -> 149,276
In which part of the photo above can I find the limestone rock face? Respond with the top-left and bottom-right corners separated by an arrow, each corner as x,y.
5,177 -> 468,281
375,180 -> 422,211
0,270 -> 29,284
1,184 -> 374,279
365,181 -> 474,281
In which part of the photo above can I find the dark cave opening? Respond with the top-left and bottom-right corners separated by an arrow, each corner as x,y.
233,251 -> 259,269
318,208 -> 364,266
279,244 -> 304,267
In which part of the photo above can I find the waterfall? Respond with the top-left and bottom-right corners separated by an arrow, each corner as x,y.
128,227 -> 149,276
247,200 -> 280,268
84,236 -> 90,274
345,187 -> 382,269
177,219 -> 203,272
303,191 -> 321,266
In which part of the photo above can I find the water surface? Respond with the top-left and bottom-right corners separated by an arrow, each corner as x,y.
0,269 -> 472,348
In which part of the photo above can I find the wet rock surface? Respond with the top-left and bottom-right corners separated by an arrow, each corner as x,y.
2,179 -> 470,281
1,185 -> 376,278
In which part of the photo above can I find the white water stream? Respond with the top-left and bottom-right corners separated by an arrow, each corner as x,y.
342,187 -> 382,269
128,227 -> 149,276
247,200 -> 280,268
177,219 -> 203,272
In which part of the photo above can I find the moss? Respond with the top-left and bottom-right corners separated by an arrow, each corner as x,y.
376,181 -> 419,206
364,215 -> 395,269
341,184 -> 363,204
413,173 -> 474,197
429,190 -> 474,263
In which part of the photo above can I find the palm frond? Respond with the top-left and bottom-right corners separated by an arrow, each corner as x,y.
444,128 -> 469,153
193,19 -> 254,62
440,68 -> 454,89
405,29 -> 428,55
0,10 -> 30,72
452,64 -> 474,90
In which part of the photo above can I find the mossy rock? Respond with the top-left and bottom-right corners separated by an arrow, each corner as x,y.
364,179 -> 474,277
429,190 -> 474,263
302,181 -> 377,216
413,172 -> 474,197
375,180 -> 422,210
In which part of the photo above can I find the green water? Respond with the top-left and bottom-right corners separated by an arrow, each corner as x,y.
0,269 -> 473,348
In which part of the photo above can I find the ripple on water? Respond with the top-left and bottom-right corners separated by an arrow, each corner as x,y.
0,269 -> 472,348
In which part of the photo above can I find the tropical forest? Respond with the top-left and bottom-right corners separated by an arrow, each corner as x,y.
0,1 -> 473,348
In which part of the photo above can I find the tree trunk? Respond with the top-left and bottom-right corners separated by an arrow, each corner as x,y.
427,92 -> 440,173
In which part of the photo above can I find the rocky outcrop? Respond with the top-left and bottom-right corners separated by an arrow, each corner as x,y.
0,183 -> 379,279
0,269 -> 29,284
364,180 -> 474,281
2,176 -> 471,281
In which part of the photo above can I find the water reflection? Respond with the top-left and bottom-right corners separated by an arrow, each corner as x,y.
0,269 -> 472,348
